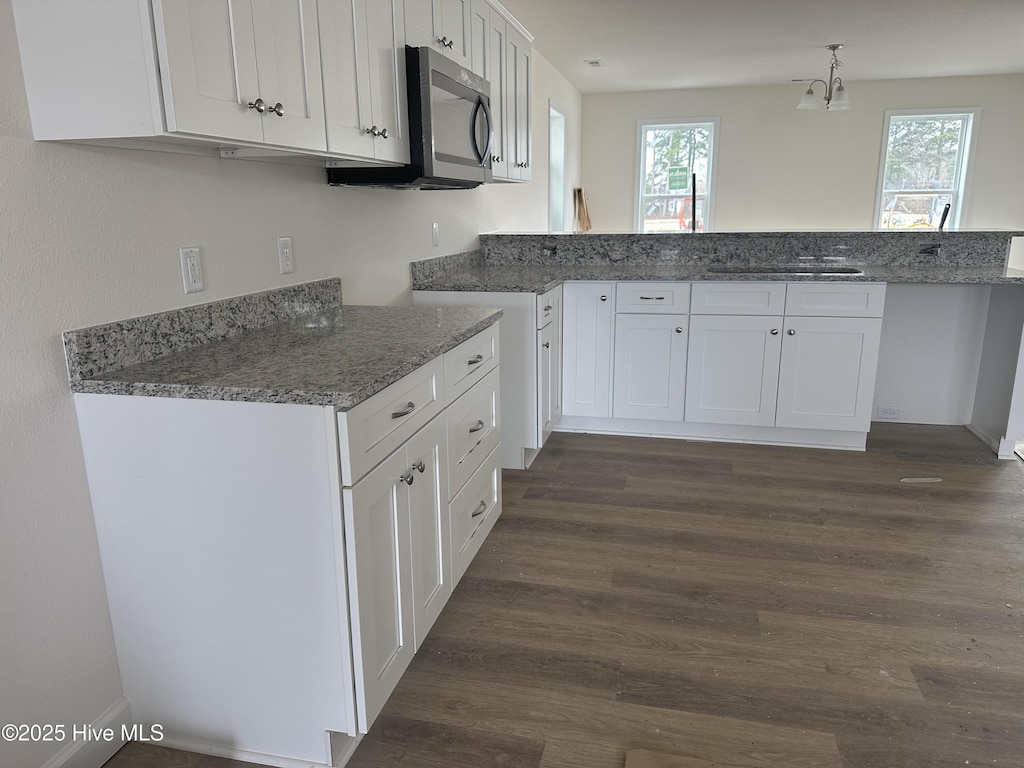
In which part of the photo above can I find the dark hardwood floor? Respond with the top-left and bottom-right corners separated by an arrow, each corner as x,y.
104,424 -> 1024,768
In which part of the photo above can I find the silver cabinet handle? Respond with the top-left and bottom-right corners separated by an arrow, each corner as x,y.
469,419 -> 486,434
413,460 -> 425,473
365,125 -> 388,138
391,401 -> 416,419
675,327 -> 683,333
491,154 -> 502,163
787,329 -> 796,336
544,305 -> 553,312
268,102 -> 284,116
400,472 -> 414,486
379,127 -> 388,139
438,36 -> 454,49
770,329 -> 780,336
472,500 -> 487,518
543,341 -> 550,348
640,296 -> 665,301
467,354 -> 484,365
600,295 -> 607,301
247,98 -> 266,113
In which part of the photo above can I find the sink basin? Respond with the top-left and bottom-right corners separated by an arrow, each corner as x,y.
706,264 -> 864,276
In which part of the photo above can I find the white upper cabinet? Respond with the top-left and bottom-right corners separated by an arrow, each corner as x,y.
155,0 -> 326,150
319,0 -> 411,163
485,5 -> 509,177
13,0 -> 326,152
404,0 -> 471,67
505,25 -> 532,180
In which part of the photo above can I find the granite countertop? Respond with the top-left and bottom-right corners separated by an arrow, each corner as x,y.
412,263 -> 1024,293
411,231 -> 1024,293
68,302 -> 502,409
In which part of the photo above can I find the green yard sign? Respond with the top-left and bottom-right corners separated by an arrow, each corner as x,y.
668,166 -> 690,192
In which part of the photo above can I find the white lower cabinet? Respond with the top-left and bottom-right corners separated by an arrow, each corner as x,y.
613,313 -> 688,421
562,282 -> 614,418
73,324 -> 501,768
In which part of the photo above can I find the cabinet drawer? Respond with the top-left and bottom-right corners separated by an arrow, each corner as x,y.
784,283 -> 886,318
337,356 -> 445,485
451,445 -> 502,584
690,282 -> 786,315
536,288 -> 559,328
615,282 -> 690,313
446,368 -> 501,497
444,323 -> 500,402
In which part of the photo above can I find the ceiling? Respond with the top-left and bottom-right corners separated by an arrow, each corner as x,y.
497,0 -> 1024,94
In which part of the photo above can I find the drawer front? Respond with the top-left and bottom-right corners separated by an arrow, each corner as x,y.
784,283 -> 887,318
450,445 -> 502,584
615,282 -> 691,314
690,282 -> 786,315
337,356 -> 445,485
444,323 -> 500,402
446,367 -> 501,497
536,288 -> 559,329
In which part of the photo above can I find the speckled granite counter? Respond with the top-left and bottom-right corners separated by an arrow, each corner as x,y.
411,231 -> 1024,293
64,279 -> 502,408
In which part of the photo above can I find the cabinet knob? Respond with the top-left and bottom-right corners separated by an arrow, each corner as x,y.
491,155 -> 502,163
413,460 -> 425,474
543,341 -> 551,348
600,295 -> 607,301
770,328 -> 780,335
400,472 -> 414,486
268,102 -> 284,117
438,36 -> 454,49
247,98 -> 266,113
365,125 -> 387,138
675,327 -> 684,333
787,329 -> 796,336
379,127 -> 388,139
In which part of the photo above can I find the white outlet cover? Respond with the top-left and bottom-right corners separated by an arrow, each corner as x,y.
278,236 -> 294,274
180,246 -> 204,293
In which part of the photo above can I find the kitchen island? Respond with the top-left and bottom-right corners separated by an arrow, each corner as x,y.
412,231 -> 1024,461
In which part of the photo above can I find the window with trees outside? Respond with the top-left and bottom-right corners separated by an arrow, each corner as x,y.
876,111 -> 976,230
638,120 -> 716,233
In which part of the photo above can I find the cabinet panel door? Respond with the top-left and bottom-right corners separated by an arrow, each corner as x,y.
613,314 -> 688,421
469,0 -> 491,77
250,0 -> 326,150
562,283 -> 614,418
776,317 -> 883,431
319,0 -> 375,158
434,0 -> 472,67
366,0 -> 410,163
506,26 -> 531,180
153,0 -> 263,142
450,445 -> 502,584
344,450 -> 414,733
538,322 -> 557,440
405,416 -> 450,650
685,315 -> 783,426
486,13 -> 509,178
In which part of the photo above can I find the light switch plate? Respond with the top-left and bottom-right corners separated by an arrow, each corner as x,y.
278,236 -> 294,274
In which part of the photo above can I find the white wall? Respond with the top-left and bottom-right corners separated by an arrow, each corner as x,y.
580,74 -> 1024,233
0,1 -> 581,763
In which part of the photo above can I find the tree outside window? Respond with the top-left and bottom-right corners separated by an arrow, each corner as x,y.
877,111 -> 975,230
638,121 -> 715,233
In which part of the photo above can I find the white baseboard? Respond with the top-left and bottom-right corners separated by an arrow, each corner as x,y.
159,735 -> 339,768
40,698 -> 132,768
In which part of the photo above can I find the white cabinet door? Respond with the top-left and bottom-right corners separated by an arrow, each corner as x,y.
320,0 -> 409,162
685,315 -> 783,426
775,316 -> 883,431
486,11 -> 509,178
538,321 -> 557,441
469,0 -> 491,77
505,25 -> 531,180
250,0 -> 326,150
153,0 -> 263,143
613,314 -> 688,421
433,0 -> 472,66
343,449 -> 414,733
405,415 -> 450,650
154,0 -> 325,150
562,283 -> 614,418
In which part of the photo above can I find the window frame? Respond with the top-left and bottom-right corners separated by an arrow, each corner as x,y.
874,108 -> 979,231
635,117 -> 719,234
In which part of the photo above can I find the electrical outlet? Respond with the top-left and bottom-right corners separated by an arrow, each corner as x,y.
876,405 -> 901,420
278,236 -> 294,274
431,222 -> 440,247
179,246 -> 205,294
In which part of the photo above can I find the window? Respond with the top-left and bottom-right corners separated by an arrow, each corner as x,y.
638,120 -> 716,233
876,111 -> 976,230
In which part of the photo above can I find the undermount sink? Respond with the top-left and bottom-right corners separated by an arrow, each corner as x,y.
706,264 -> 864,276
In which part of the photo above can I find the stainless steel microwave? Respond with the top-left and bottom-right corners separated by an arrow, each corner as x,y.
326,47 -> 493,190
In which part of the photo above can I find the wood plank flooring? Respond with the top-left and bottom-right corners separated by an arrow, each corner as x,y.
103,424 -> 1024,768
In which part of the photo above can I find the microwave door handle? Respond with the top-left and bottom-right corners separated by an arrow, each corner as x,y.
470,95 -> 493,167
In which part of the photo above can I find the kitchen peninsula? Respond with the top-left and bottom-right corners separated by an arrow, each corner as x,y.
413,231 -> 1024,463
